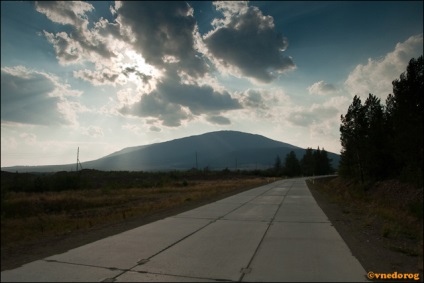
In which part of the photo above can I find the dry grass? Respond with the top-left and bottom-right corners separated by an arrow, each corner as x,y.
1,178 -> 266,249
308,176 -> 423,257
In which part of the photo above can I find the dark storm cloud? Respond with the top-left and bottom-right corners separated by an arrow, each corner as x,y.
158,71 -> 242,115
119,70 -> 242,127
116,1 -> 208,78
1,68 -> 71,125
204,2 -> 295,83
120,92 -> 189,127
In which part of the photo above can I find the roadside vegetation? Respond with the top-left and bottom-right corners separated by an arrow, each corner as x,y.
320,56 -> 423,274
308,177 -> 422,255
1,169 -> 270,249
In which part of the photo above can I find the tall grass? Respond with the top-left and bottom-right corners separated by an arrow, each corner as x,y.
1,175 -> 266,249
308,177 -> 423,257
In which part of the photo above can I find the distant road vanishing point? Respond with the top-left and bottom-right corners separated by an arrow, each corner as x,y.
1,177 -> 367,282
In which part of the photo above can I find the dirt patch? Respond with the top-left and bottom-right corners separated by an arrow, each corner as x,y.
307,178 -> 423,282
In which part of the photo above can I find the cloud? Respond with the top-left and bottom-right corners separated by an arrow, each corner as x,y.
34,2 -> 294,131
73,68 -> 120,86
35,1 -> 94,27
115,1 -> 208,78
19,133 -> 37,144
82,126 -> 104,138
36,1 -> 162,97
37,1 -> 115,65
308,81 -> 338,95
119,70 -> 242,127
120,91 -> 190,127
149,125 -> 162,132
203,2 -> 295,83
287,104 -> 339,127
1,66 -> 82,126
206,115 -> 231,125
159,71 -> 242,115
344,33 -> 423,101
242,89 -> 269,109
238,88 -> 289,121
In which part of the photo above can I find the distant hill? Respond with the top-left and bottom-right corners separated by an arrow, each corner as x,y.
2,130 -> 340,173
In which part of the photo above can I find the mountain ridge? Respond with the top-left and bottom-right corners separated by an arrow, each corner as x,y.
1,130 -> 340,173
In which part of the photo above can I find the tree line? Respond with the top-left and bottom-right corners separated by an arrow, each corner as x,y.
274,147 -> 334,177
339,56 -> 423,187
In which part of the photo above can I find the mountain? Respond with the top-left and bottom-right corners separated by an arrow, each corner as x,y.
2,130 -> 340,173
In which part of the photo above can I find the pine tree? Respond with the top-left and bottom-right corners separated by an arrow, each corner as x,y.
274,155 -> 282,176
284,151 -> 301,177
340,95 -> 367,183
387,56 -> 423,185
301,148 -> 314,176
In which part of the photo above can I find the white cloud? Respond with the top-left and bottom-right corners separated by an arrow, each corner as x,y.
73,68 -> 120,86
82,126 -> 104,138
308,81 -> 338,95
19,133 -> 37,144
1,136 -> 18,150
344,33 -> 423,101
35,1 -> 94,27
287,103 -> 339,127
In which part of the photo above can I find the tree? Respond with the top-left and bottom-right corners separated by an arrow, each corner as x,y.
316,147 -> 333,175
340,95 -> 367,183
340,94 -> 388,182
339,56 -> 423,187
301,148 -> 314,176
387,56 -> 423,185
362,94 -> 391,179
284,151 -> 301,177
274,155 -> 282,175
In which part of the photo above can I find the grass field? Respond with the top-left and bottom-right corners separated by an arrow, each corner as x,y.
1,170 -> 269,250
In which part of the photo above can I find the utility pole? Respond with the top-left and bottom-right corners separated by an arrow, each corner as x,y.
76,147 -> 83,172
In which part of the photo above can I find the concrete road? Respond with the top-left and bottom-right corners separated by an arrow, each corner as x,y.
1,178 -> 368,282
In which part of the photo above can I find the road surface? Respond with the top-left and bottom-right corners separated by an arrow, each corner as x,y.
1,177 -> 367,282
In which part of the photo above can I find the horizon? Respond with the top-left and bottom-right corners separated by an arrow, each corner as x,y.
1,130 -> 339,169
1,1 -> 423,167
1,130 -> 340,173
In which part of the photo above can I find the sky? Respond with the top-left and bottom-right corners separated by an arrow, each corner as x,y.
1,1 -> 423,167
